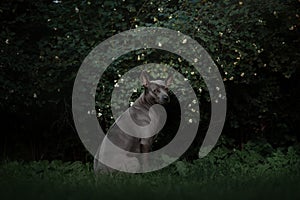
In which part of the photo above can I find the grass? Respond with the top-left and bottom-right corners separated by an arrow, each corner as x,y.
1,145 -> 300,200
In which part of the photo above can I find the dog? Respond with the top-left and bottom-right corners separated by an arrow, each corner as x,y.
94,71 -> 173,173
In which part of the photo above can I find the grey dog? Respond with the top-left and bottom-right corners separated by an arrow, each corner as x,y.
94,71 -> 173,173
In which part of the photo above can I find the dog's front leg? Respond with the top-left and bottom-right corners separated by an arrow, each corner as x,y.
140,139 -> 152,170
141,144 -> 150,170
141,143 -> 151,152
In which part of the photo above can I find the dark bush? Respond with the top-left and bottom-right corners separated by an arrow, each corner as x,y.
0,0 -> 299,160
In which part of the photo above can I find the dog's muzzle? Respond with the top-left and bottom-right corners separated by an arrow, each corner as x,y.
162,95 -> 170,103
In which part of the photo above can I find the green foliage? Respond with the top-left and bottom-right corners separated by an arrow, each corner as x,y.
165,140 -> 300,180
0,0 -> 299,160
1,145 -> 300,200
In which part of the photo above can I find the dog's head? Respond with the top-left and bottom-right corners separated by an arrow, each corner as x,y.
140,71 -> 173,105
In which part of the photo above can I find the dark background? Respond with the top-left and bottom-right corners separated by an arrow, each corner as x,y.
1,0 -> 299,162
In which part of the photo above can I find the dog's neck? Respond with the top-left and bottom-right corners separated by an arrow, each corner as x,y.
134,92 -> 155,111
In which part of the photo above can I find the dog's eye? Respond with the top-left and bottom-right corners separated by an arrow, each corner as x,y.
153,89 -> 159,93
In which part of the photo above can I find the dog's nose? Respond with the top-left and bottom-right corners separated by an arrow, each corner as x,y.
163,95 -> 169,102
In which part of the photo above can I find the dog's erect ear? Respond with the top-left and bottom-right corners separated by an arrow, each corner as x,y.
165,74 -> 173,87
140,71 -> 150,87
